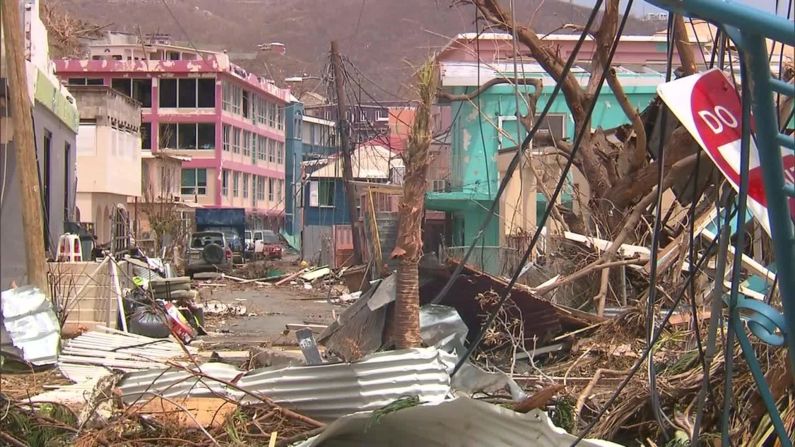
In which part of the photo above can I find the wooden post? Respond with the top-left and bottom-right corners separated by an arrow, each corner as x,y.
330,41 -> 362,265
2,0 -> 49,294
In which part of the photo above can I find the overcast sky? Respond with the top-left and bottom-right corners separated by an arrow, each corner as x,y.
572,0 -> 791,17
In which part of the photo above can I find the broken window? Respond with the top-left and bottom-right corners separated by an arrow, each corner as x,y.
242,91 -> 250,119
197,78 -> 215,108
112,78 -> 152,107
141,122 -> 152,149
159,123 -> 177,149
233,172 -> 240,197
159,78 -> 178,108
197,124 -> 215,149
181,168 -> 207,195
178,78 -> 197,108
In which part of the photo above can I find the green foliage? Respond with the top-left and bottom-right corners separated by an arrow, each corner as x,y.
551,397 -> 576,433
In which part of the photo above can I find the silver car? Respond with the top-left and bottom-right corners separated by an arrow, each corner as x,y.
185,231 -> 232,277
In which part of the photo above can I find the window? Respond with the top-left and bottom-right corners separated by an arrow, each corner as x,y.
257,136 -> 267,161
267,139 -> 275,162
178,78 -> 197,108
242,91 -> 250,119
251,176 -> 257,205
276,141 -> 284,164
159,77 -> 214,108
197,78 -> 215,107
268,103 -> 277,127
181,168 -> 207,195
222,170 -> 229,196
268,178 -> 274,201
111,78 -> 152,107
233,172 -> 240,197
256,176 -> 265,200
242,130 -> 251,157
277,105 -> 284,130
432,179 -> 446,192
222,82 -> 242,115
159,78 -> 177,107
68,77 -> 103,86
160,123 -> 215,150
159,123 -> 176,148
232,128 -> 241,153
222,125 -> 231,151
497,116 -> 525,150
255,96 -> 267,124
167,51 -> 180,61
277,179 -> 283,201
242,173 -> 249,199
318,180 -> 334,206
141,122 -> 152,149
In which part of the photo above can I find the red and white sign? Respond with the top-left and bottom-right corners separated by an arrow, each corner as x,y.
657,69 -> 795,236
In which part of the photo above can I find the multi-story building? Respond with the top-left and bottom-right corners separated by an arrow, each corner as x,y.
54,33 -> 292,230
427,33 -> 671,268
69,86 -> 141,248
1,0 -> 79,286
283,101 -> 337,246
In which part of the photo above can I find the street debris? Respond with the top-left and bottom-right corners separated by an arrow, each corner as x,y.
0,286 -> 60,366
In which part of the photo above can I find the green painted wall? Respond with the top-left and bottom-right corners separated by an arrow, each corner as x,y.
428,74 -> 663,246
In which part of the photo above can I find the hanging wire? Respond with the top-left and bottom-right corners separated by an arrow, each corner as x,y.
430,0 -> 606,306
448,0 -> 637,376
643,13 -> 678,438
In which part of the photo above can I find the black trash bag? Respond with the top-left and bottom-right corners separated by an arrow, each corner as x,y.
123,288 -> 150,316
128,308 -> 171,339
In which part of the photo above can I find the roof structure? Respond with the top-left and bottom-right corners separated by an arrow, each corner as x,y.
308,141 -> 404,180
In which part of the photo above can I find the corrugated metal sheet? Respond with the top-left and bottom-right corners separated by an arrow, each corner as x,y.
296,397 -> 622,447
0,286 -> 60,366
118,363 -> 243,405
235,347 -> 451,422
302,225 -> 332,266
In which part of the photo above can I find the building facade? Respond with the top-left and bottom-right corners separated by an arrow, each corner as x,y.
283,101 -> 337,246
1,0 -> 79,287
427,33 -> 669,255
70,86 -> 141,246
54,33 -> 292,230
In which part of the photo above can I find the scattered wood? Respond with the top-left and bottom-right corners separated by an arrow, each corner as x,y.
285,323 -> 329,333
275,269 -> 308,286
131,396 -> 236,429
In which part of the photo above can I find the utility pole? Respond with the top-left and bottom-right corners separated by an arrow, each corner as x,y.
2,0 -> 49,294
330,41 -> 362,265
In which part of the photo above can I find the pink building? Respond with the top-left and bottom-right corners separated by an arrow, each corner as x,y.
54,34 -> 292,229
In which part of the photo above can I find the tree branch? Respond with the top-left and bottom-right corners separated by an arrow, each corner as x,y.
438,77 -> 542,102
673,15 -> 698,76
606,67 -> 647,172
586,0 -> 619,97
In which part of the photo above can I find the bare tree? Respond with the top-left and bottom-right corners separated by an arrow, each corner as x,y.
389,61 -> 438,349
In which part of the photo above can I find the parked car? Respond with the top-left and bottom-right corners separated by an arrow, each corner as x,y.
185,231 -> 233,277
253,230 -> 283,260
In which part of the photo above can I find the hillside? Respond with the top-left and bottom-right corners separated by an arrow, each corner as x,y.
52,0 -> 657,98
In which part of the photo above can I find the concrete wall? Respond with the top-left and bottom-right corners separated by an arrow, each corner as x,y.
1,105 -> 77,287
76,124 -> 142,197
75,192 -> 128,244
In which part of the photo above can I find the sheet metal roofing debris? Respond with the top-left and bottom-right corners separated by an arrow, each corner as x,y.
300,267 -> 332,281
58,326 -> 197,383
0,286 -> 60,366
235,347 -> 451,422
118,362 -> 243,405
296,397 -> 622,447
